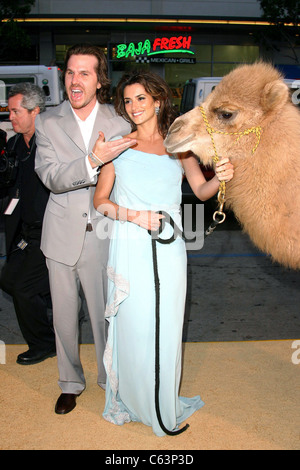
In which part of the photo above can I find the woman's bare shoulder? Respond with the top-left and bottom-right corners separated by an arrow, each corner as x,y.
123,130 -> 137,139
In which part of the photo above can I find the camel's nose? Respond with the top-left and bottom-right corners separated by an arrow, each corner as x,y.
168,119 -> 183,135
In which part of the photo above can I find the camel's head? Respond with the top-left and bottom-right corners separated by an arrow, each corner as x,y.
165,62 -> 291,166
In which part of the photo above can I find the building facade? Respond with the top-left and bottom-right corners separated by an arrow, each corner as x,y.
4,0 -> 300,103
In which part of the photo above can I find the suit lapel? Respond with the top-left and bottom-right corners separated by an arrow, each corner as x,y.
88,105 -> 110,154
57,101 -> 127,155
58,101 -> 86,154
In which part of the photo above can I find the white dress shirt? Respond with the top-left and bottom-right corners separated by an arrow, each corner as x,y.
71,101 -> 100,223
71,101 -> 100,180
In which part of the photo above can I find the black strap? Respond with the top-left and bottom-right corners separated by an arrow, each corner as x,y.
7,133 -> 21,153
148,211 -> 189,436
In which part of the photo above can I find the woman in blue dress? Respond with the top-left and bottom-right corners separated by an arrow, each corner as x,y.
94,71 -> 234,436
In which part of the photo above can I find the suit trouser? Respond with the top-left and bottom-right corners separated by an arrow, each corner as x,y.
46,228 -> 109,394
0,238 -> 55,352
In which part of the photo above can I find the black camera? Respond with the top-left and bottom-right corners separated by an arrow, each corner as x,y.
0,148 -> 19,187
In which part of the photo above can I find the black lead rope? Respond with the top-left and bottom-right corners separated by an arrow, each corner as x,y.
148,208 -> 225,435
148,211 -> 189,436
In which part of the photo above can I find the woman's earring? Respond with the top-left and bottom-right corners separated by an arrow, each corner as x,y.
155,106 -> 160,115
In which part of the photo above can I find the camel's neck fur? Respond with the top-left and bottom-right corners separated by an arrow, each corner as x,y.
224,103 -> 300,267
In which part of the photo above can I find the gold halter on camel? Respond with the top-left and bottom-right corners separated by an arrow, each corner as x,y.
199,105 -> 262,224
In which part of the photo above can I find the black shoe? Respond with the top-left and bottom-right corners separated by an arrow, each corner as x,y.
55,393 -> 80,415
16,348 -> 56,365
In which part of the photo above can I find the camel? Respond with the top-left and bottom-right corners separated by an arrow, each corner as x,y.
164,62 -> 300,269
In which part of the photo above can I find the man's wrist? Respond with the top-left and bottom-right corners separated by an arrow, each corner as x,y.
89,151 -> 104,167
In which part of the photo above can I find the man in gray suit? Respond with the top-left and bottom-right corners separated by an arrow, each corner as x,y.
35,44 -> 134,414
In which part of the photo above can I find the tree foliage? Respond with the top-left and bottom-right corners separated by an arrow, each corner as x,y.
0,0 -> 35,61
0,0 -> 35,20
260,0 -> 300,26
258,0 -> 300,63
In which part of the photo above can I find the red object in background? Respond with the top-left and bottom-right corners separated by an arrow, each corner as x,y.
201,164 -> 215,180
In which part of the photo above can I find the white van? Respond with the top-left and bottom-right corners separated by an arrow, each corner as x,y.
180,76 -> 300,114
0,65 -> 64,115
0,65 -> 64,138
180,77 -> 221,114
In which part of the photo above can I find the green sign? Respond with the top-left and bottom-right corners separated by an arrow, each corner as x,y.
116,36 -> 194,59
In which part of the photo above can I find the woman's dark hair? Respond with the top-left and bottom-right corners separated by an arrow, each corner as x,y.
62,43 -> 111,104
114,70 -> 177,138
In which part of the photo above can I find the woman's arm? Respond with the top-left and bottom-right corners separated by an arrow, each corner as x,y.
93,163 -> 164,231
180,152 -> 234,201
93,162 -> 118,218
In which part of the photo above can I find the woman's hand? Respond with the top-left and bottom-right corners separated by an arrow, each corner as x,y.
131,210 -> 165,231
215,157 -> 234,183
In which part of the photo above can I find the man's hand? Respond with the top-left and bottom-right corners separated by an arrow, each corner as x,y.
89,132 -> 137,168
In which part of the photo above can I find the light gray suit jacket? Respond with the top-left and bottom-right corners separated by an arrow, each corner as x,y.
35,100 -> 131,266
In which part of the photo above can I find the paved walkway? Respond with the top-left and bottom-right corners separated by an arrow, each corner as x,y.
1,227 -> 299,344
1,341 -> 298,450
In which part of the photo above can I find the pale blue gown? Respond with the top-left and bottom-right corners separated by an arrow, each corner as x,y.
102,147 -> 204,437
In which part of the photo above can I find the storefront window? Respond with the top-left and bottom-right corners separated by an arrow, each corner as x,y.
110,47 -> 150,99
56,43 -> 259,107
55,44 -> 109,68
213,45 -> 259,76
214,45 -> 259,63
193,45 -> 212,62
165,45 -> 212,106
110,47 -> 149,74
56,45 -> 71,67
165,63 -> 212,108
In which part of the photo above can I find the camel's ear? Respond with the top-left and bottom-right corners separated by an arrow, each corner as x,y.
261,80 -> 289,113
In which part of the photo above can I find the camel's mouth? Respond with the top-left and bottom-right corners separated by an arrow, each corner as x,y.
164,132 -> 195,153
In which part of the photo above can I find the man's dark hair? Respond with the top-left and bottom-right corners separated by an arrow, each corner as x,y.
62,43 -> 111,104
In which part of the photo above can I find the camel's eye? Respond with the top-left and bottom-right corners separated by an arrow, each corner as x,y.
214,108 -> 238,122
219,111 -> 234,120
